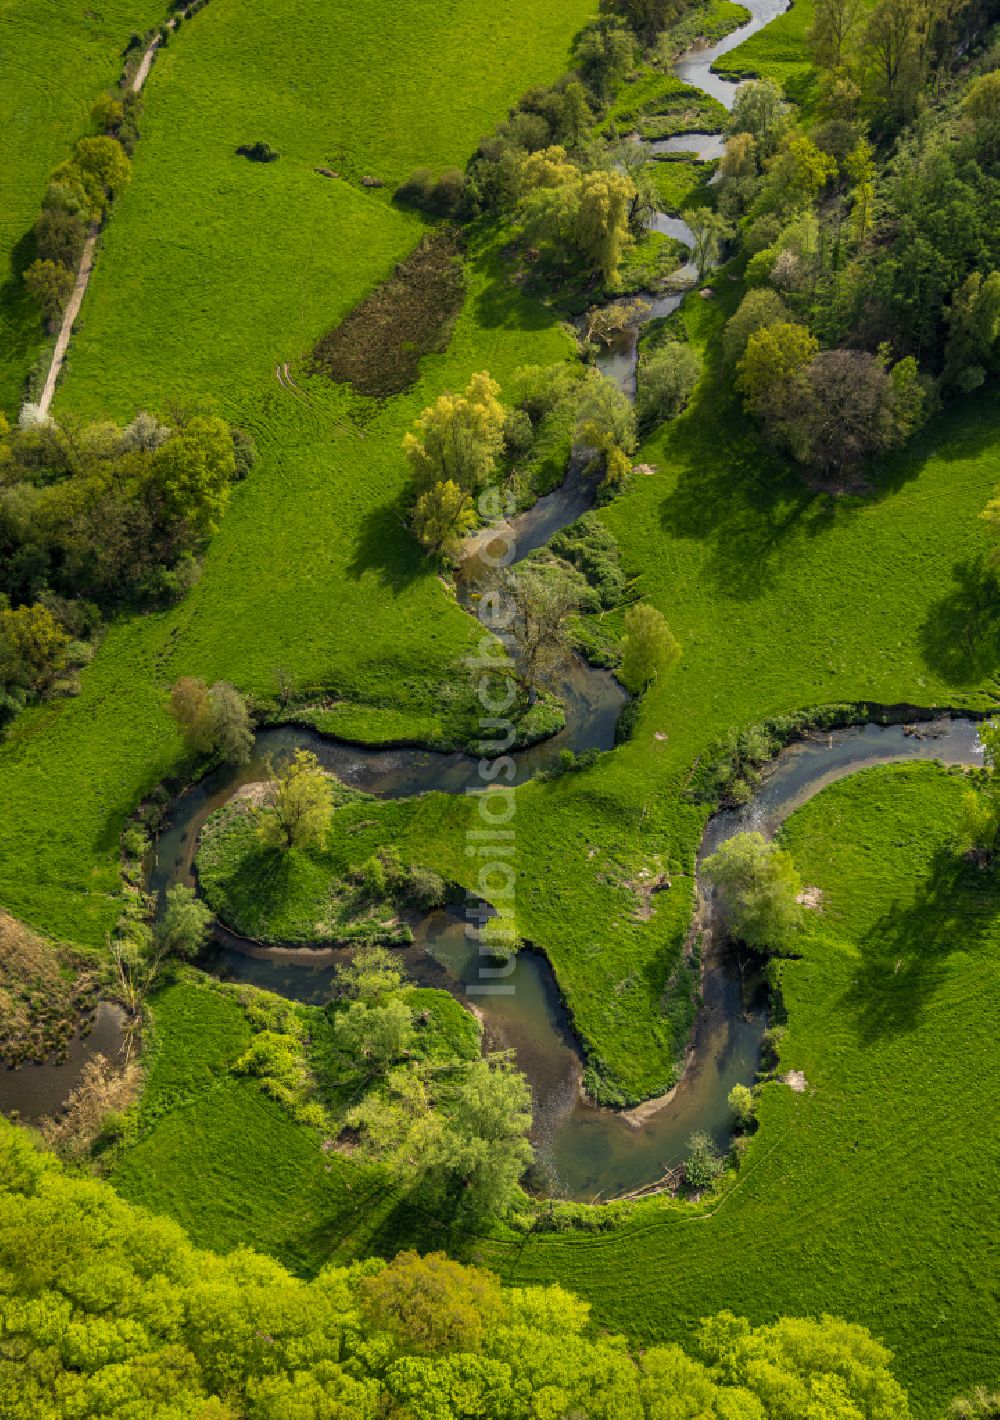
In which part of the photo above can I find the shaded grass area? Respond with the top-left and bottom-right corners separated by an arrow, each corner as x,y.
311,229 -> 465,398
112,976 -> 481,1273
196,788 -> 422,945
480,762 -> 1000,1416
649,156 -> 715,213
0,0 -> 166,415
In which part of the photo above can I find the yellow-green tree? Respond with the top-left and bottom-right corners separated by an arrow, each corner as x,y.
519,147 -> 635,287
736,321 -> 819,419
259,750 -> 332,852
620,603 -> 681,693
54,135 -> 131,215
403,371 -> 505,495
412,479 -> 476,558
149,414 -> 236,533
758,134 -> 837,216
0,601 -> 69,693
576,168 -> 634,286
845,139 -> 876,246
963,70 -> 1000,168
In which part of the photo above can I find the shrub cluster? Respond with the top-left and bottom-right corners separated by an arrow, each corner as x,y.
0,409 -> 251,729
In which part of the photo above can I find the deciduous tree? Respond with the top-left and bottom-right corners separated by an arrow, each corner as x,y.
403,372 -> 505,495
428,1056 -> 533,1219
0,601 -> 69,693
23,260 -> 74,332
703,830 -> 803,951
149,414 -> 236,533
259,749 -> 332,852
155,883 -> 213,962
687,208 -> 730,280
413,479 -> 477,558
620,603 -> 681,692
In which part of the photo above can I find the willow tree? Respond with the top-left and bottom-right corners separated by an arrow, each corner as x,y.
403,371 -> 505,495
259,749 -> 332,852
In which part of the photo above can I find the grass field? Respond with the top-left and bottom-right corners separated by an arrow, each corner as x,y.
335,298 -> 1000,1101
111,980 -> 397,1270
5,0 -> 1000,1407
0,0 -> 597,946
112,974 -> 483,1273
0,0 -> 166,415
480,761 -> 1000,1416
2,0 -> 998,1093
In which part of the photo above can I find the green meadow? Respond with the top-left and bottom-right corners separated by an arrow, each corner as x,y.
482,762 -> 1000,1417
109,980 -> 399,1271
0,0 -> 165,413
2,0 -> 999,1103
0,0 -> 598,945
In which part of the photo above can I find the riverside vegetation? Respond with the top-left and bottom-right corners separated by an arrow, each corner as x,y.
0,0 -> 999,1412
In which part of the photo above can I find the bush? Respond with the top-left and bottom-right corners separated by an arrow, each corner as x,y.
395,167 -> 434,207
685,1131 -> 724,1190
231,427 -> 257,479
360,855 -> 388,899
122,825 -> 150,860
550,513 -> 625,608
503,407 -> 535,459
395,166 -> 466,216
406,864 -> 447,909
722,289 -> 792,369
728,1083 -> 756,1129
236,141 -> 279,163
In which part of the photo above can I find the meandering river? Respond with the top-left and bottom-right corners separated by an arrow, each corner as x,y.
7,0 -> 983,1201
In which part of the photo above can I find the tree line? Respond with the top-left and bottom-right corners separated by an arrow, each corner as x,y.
0,1112 -> 926,1418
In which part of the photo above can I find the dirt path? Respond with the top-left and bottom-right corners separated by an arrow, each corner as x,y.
36,24 -> 171,417
130,29 -> 164,94
37,225 -> 99,415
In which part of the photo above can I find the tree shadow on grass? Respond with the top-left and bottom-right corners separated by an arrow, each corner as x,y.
468,223 -> 595,335
356,1193 -> 469,1264
918,556 -> 1000,687
866,381 -> 1000,504
656,378 -> 824,601
0,230 -> 44,408
841,844 -> 1000,1045
213,843 -> 303,936
346,501 -> 427,592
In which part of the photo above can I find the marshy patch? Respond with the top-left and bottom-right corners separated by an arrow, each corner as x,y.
0,910 -> 96,1068
311,228 -> 464,398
